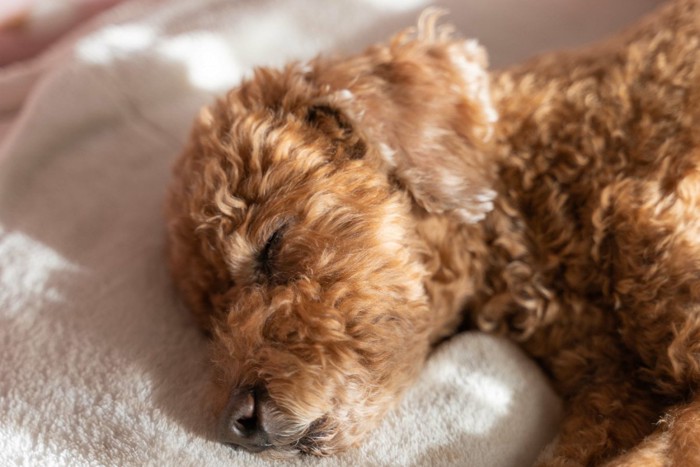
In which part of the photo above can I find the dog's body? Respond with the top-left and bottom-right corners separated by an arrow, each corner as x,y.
167,0 -> 700,464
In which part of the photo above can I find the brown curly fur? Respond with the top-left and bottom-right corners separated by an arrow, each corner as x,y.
166,0 -> 700,464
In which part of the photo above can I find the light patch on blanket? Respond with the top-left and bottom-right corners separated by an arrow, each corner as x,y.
362,333 -> 550,465
76,23 -> 240,92
158,33 -> 241,92
0,228 -> 79,317
76,24 -> 156,64
0,426 -> 44,464
423,360 -> 513,434
463,371 -> 512,419
357,0 -> 429,11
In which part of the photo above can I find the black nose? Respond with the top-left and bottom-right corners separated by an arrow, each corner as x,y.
218,386 -> 271,452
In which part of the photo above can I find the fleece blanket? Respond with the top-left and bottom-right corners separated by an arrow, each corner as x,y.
0,0 -> 660,465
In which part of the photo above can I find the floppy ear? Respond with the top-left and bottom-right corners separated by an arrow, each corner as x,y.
380,32 -> 498,224
325,11 -> 498,224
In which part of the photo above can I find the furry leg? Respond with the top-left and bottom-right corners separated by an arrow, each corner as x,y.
602,397 -> 700,467
535,378 -> 661,467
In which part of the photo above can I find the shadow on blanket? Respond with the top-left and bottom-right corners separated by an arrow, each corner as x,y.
0,47 -> 224,448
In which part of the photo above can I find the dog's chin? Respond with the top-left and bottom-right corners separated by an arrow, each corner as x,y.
293,418 -> 338,456
244,418 -> 336,458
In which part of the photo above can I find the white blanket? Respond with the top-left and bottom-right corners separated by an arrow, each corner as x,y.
0,0 -> 660,465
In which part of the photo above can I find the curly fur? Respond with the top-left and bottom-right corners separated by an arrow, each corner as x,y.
166,1 -> 700,464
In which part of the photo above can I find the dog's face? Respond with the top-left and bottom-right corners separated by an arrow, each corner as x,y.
167,20 -> 496,456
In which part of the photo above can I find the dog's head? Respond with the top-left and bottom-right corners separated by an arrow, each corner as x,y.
167,14 -> 496,456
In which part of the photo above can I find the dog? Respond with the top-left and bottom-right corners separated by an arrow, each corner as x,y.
166,0 -> 700,464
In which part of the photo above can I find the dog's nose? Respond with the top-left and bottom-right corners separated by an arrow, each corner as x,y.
218,386 -> 271,452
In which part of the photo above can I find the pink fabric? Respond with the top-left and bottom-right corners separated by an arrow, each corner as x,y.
0,0 -> 126,66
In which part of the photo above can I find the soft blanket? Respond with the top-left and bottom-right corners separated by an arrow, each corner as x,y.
0,0 -> 659,465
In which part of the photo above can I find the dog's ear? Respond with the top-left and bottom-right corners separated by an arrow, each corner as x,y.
366,10 -> 498,223
386,131 -> 497,225
371,33 -> 498,224
307,11 -> 497,223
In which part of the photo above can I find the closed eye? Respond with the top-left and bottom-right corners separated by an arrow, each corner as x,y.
258,225 -> 285,278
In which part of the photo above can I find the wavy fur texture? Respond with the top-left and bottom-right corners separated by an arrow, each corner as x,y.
167,1 -> 700,464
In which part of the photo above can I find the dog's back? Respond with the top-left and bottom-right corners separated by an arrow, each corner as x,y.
475,1 -> 700,463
